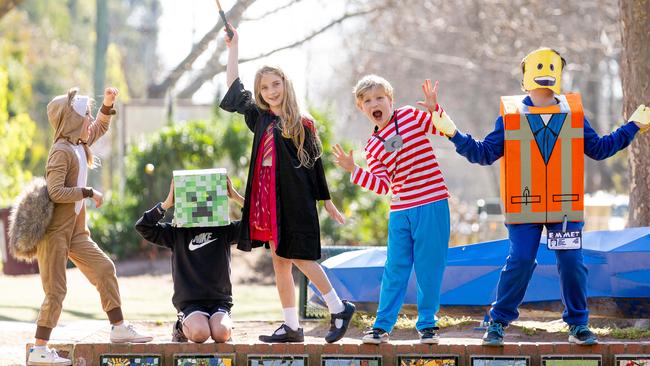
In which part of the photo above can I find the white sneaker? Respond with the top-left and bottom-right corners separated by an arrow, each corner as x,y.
361,328 -> 389,344
27,347 -> 72,366
110,323 -> 153,343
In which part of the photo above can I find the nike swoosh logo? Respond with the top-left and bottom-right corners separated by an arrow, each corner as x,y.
188,238 -> 218,251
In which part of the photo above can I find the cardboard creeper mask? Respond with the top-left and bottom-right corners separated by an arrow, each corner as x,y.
173,168 -> 230,227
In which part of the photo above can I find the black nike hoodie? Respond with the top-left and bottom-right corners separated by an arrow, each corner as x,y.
135,203 -> 241,311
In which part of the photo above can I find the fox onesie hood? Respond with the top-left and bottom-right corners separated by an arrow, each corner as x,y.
47,87 -> 90,145
44,87 -> 113,233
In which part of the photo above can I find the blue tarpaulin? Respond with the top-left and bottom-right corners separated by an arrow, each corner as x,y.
316,227 -> 650,307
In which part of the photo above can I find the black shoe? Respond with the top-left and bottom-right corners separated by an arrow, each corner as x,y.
259,324 -> 304,343
418,326 -> 440,344
325,300 -> 356,343
171,318 -> 188,343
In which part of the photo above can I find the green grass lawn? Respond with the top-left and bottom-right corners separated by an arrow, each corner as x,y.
0,268 -> 284,323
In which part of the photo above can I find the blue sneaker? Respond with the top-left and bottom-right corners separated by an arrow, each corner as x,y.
482,321 -> 505,346
568,324 -> 598,345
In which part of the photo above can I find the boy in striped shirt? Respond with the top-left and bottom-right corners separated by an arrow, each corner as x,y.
333,75 -> 450,344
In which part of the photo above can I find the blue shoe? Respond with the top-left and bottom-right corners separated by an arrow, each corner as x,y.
482,321 -> 505,346
568,324 -> 598,345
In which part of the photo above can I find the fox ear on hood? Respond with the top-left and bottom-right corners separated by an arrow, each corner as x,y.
67,87 -> 79,102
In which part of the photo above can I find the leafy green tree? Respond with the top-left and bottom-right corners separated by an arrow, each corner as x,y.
89,119 -> 227,258
91,109 -> 390,258
0,67 -> 37,206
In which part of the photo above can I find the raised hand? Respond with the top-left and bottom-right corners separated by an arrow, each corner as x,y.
103,87 -> 119,106
629,104 -> 650,132
333,144 -> 355,173
224,24 -> 238,48
226,176 -> 244,207
161,179 -> 174,210
417,79 -> 439,113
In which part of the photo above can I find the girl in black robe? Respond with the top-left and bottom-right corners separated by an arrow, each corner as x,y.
219,26 -> 356,343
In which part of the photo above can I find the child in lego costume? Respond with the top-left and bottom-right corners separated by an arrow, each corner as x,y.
28,87 -> 152,366
219,26 -> 355,343
429,48 -> 650,346
333,75 -> 451,345
135,177 -> 244,343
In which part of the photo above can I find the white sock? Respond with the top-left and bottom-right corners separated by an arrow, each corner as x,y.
323,289 -> 345,314
33,345 -> 46,350
323,289 -> 345,328
282,307 -> 299,331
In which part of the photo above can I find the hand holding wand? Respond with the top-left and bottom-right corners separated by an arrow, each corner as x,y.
216,0 -> 234,39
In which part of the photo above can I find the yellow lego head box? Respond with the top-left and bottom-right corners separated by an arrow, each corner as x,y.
521,48 -> 566,95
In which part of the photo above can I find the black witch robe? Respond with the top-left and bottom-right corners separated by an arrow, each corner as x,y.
219,78 -> 331,260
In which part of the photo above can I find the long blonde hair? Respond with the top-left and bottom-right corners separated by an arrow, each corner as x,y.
253,66 -> 322,168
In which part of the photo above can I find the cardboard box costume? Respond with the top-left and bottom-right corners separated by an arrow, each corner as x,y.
500,93 -> 584,224
173,168 -> 230,227
446,48 -> 642,331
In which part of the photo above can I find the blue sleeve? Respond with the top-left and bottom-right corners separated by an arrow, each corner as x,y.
583,117 -> 639,161
449,116 -> 505,166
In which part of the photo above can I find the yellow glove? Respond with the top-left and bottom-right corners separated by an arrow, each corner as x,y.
629,104 -> 650,132
432,108 -> 457,137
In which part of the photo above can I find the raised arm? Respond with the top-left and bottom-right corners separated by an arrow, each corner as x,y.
425,76 -> 501,165
86,87 -> 118,146
226,177 -> 244,207
449,117 -> 505,166
220,25 -> 260,130
418,79 -> 457,137
225,25 -> 239,88
134,180 -> 175,248
583,116 -> 639,161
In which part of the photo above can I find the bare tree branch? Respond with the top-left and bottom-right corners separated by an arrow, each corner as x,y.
241,0 -> 304,21
177,6 -> 384,99
146,0 -> 256,98
0,0 -> 25,19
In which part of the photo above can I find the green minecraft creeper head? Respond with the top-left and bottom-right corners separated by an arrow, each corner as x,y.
172,168 -> 230,227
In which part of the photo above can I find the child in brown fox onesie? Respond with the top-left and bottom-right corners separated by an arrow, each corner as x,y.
27,87 -> 152,366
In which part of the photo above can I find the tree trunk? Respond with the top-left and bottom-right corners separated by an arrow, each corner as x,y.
94,0 -> 109,97
620,0 -> 650,226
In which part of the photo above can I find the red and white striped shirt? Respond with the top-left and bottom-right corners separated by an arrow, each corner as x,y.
351,106 -> 449,211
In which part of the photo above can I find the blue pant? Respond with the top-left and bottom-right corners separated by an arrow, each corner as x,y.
373,199 -> 450,332
490,221 -> 589,326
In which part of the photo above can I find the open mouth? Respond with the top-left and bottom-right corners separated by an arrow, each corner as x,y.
192,206 -> 212,219
534,76 -> 556,86
372,110 -> 383,120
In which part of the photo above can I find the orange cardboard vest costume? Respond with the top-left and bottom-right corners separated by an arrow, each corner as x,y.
499,93 -> 584,224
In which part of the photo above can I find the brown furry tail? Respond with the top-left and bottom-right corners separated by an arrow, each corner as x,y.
8,177 -> 54,262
